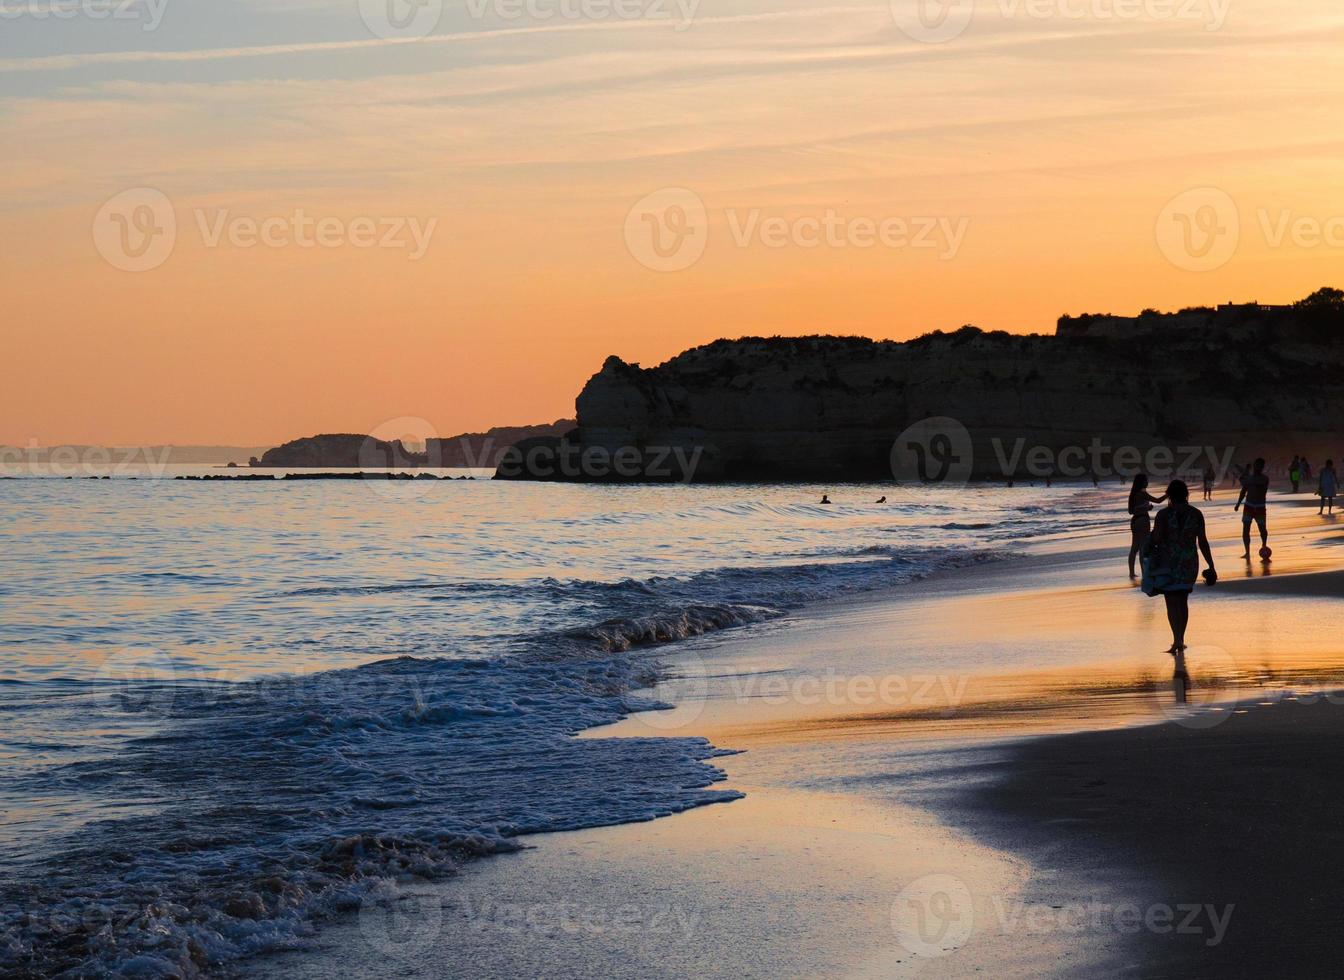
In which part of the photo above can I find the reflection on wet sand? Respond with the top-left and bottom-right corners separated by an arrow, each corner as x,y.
723,656 -> 1344,745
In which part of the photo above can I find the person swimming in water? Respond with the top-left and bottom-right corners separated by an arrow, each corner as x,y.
820,494 -> 832,504
1127,474 -> 1167,578
875,496 -> 887,504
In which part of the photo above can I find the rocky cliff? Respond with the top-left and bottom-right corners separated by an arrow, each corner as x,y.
496,290 -> 1344,483
253,420 -> 574,468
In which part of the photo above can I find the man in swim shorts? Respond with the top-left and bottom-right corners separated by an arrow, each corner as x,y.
1235,457 -> 1271,559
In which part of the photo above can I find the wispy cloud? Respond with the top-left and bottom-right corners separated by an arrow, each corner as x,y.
0,6 -> 876,73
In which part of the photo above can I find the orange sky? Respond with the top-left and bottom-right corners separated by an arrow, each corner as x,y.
5,0 -> 1344,445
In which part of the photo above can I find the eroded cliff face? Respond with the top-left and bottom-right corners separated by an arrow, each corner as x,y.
499,311 -> 1344,482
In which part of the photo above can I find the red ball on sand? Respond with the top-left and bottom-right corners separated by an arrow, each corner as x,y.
1259,546 -> 1273,560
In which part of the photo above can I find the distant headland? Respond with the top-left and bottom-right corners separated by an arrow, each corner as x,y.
250,420 -> 575,469
495,288 -> 1344,483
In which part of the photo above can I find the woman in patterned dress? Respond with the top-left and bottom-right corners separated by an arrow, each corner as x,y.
1145,480 -> 1217,656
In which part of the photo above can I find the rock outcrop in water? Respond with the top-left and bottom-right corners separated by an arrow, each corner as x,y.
496,289 -> 1344,482
253,420 -> 574,468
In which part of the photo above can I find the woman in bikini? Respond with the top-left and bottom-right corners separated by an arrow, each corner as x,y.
1127,474 -> 1166,578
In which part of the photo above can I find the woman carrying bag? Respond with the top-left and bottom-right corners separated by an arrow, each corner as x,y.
1141,480 -> 1217,685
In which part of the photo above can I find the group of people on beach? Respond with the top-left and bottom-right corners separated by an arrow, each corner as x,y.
1127,474 -> 1217,666
1129,455 -> 1339,674
1233,456 -> 1338,513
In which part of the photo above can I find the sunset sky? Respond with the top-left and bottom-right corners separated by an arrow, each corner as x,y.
4,0 -> 1344,445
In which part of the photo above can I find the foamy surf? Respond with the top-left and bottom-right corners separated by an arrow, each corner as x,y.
0,480 -> 1116,976
0,651 -> 742,977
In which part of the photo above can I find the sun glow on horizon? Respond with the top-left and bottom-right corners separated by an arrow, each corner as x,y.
5,0 -> 1344,444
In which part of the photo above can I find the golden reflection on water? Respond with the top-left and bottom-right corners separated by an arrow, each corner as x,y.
716,648 -> 1344,746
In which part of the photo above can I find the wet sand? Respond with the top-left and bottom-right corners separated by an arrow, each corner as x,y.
939,695 -> 1344,978
255,489 -> 1344,978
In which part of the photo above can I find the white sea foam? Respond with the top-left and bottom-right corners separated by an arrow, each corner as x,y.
0,479 -> 1116,975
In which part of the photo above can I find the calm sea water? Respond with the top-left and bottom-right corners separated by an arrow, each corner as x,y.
0,467 -> 1114,975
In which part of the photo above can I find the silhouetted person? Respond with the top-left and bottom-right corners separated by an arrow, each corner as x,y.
1320,460 -> 1338,515
1235,457 -> 1271,560
1127,474 -> 1166,577
875,496 -> 887,504
1289,455 -> 1302,493
1144,480 -> 1216,660
1202,464 -> 1215,501
820,494 -> 832,505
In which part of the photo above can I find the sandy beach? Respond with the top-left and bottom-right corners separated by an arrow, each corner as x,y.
255,487 -> 1344,978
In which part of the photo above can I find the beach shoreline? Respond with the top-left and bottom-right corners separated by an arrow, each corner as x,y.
252,487 -> 1344,978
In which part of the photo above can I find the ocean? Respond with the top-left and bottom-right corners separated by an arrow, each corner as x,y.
0,466 -> 1117,975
